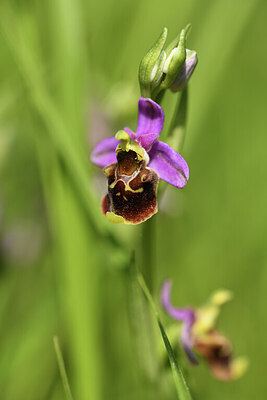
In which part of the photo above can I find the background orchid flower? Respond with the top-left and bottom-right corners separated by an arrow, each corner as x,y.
91,97 -> 189,224
161,280 -> 248,381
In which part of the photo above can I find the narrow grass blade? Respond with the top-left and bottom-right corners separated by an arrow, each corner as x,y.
53,336 -> 74,400
137,273 -> 193,400
0,3 -> 117,243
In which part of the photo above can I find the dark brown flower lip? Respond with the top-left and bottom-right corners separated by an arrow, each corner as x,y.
102,162 -> 159,225
194,330 -> 233,380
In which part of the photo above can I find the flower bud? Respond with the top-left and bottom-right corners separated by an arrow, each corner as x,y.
170,49 -> 198,92
159,24 -> 191,92
139,24 -> 197,99
138,28 -> 167,98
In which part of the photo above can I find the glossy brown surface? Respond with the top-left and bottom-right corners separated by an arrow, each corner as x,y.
102,155 -> 159,224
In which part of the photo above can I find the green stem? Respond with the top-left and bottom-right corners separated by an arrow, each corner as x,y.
127,253 -> 158,383
141,216 -> 156,293
53,336 -> 74,400
167,87 -> 188,152
154,89 -> 165,105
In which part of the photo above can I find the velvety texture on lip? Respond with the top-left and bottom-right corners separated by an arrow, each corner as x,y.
102,154 -> 159,224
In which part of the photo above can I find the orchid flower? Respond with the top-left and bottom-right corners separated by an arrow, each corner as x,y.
91,97 -> 189,224
161,280 -> 248,381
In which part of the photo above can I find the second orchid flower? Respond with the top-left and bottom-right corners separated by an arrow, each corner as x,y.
161,280 -> 248,381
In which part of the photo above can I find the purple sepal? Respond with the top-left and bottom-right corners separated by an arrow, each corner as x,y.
181,314 -> 199,365
149,141 -> 189,188
136,97 -> 164,138
161,280 -> 192,321
137,133 -> 159,151
90,136 -> 119,167
161,279 -> 198,364
124,126 -> 158,151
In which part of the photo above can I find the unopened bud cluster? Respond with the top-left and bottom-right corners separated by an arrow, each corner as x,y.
139,24 -> 197,100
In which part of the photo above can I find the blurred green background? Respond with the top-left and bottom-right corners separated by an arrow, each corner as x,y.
0,0 -> 266,399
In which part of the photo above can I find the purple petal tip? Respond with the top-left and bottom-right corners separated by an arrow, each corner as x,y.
136,97 -> 164,138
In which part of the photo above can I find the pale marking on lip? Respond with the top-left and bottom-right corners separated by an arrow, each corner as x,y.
109,166 -> 144,193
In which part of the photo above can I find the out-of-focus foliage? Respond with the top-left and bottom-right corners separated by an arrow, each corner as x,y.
0,0 -> 266,399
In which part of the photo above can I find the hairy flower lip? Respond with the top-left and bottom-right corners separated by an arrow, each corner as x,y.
102,160 -> 159,225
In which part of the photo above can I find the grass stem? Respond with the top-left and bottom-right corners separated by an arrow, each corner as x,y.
53,336 -> 74,400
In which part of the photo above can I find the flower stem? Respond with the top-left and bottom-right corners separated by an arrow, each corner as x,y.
127,253 -> 158,383
141,215 -> 156,293
167,87 -> 188,152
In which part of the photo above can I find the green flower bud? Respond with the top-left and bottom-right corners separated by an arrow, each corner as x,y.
155,24 -> 191,95
138,24 -> 197,100
138,28 -> 167,98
